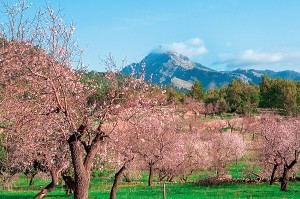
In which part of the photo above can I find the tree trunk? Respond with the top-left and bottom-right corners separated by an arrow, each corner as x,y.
167,175 -> 174,182
69,139 -> 90,199
148,164 -> 154,187
180,175 -> 187,183
62,175 -> 75,195
123,173 -> 131,183
281,158 -> 298,191
30,172 -> 37,186
34,169 -> 59,199
68,125 -> 105,199
270,163 -> 278,185
158,172 -> 166,182
110,165 -> 126,199
281,166 -> 289,191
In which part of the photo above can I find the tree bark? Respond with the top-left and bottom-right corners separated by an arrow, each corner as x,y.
270,163 -> 278,185
68,125 -> 105,199
281,166 -> 289,191
34,169 -> 59,199
148,164 -> 154,187
110,165 -> 126,199
69,138 -> 90,199
281,158 -> 297,191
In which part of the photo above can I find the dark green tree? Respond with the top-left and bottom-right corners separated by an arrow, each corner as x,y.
225,80 -> 243,113
280,80 -> 297,115
241,83 -> 260,115
259,74 -> 272,108
187,80 -> 206,102
225,80 -> 260,114
260,75 -> 298,115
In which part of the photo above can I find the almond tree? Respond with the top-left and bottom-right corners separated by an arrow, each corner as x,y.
9,115 -> 69,198
0,2 -> 159,198
103,88 -> 168,197
260,116 -> 300,190
0,41 -> 73,197
0,61 -> 70,196
0,3 -> 82,196
156,132 -> 211,183
259,116 -> 284,184
180,132 -> 212,182
0,39 -> 154,198
155,133 -> 187,183
104,118 -> 138,199
185,98 -> 205,120
209,131 -> 245,176
130,108 -> 177,187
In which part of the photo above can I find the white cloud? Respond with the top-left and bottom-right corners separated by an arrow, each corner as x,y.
239,50 -> 283,63
162,38 -> 208,57
216,49 -> 300,71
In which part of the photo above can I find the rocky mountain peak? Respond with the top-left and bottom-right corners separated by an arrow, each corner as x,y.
121,51 -> 300,90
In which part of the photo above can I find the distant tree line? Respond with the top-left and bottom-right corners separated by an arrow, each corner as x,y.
166,74 -> 300,116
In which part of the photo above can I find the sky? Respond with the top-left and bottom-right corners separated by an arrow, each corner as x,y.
3,0 -> 300,72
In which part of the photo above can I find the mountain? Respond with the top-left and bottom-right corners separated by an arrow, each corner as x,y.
121,51 -> 300,90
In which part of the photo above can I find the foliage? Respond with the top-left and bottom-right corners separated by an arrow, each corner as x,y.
259,116 -> 300,190
225,80 -> 260,114
260,74 -> 299,115
187,81 -> 206,102
184,74 -> 300,116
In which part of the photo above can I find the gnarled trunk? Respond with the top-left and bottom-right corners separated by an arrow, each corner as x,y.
68,124 -> 105,198
69,138 -> 90,199
34,169 -> 59,199
68,126 -> 104,199
110,165 -> 126,199
148,164 -> 154,187
73,171 -> 89,199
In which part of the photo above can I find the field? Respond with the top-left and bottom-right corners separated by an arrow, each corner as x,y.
0,171 -> 299,199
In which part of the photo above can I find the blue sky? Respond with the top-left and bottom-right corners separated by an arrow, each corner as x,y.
4,0 -> 300,72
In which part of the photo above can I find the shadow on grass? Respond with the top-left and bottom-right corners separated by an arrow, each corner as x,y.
0,194 -> 73,199
0,194 -> 35,199
46,194 -> 73,198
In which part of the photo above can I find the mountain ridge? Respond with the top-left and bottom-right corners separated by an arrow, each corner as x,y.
121,51 -> 300,90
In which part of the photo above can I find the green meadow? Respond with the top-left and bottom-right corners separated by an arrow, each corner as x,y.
0,169 -> 299,199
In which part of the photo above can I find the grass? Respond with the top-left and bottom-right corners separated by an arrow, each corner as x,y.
219,113 -> 234,120
0,161 -> 299,198
0,180 -> 300,198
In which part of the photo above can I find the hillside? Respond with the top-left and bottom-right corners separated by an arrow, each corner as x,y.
121,51 -> 300,89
